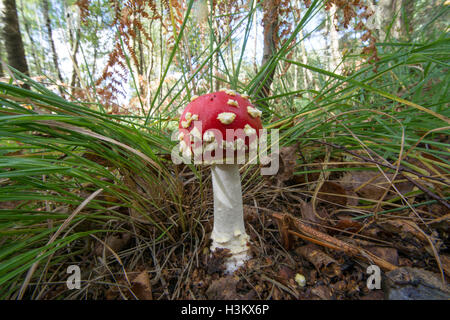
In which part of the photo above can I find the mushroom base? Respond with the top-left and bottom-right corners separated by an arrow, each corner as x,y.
211,233 -> 250,274
210,164 -> 251,273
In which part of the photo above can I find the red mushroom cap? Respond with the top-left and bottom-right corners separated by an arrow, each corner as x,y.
177,90 -> 263,161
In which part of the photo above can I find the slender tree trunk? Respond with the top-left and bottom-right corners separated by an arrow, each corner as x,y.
0,40 -> 4,77
69,28 -> 80,90
328,4 -> 342,75
42,0 -> 64,94
19,0 -> 42,74
1,0 -> 30,84
260,0 -> 280,98
377,0 -> 406,40
34,8 -> 47,72
389,0 -> 404,39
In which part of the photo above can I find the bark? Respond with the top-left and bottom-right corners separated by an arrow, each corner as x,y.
299,24 -> 316,95
69,28 -> 80,90
0,40 -> 4,77
260,0 -> 280,98
42,0 -> 64,93
64,0 -> 80,91
328,4 -> 342,75
376,0 -> 406,40
1,0 -> 30,81
19,0 -> 41,74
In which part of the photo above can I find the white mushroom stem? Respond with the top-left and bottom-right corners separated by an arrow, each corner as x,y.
210,164 -> 250,273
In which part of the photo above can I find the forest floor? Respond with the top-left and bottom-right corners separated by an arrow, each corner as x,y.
36,145 -> 450,300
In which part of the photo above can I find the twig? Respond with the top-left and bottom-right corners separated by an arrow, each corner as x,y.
400,174 -> 450,211
272,212 -> 397,272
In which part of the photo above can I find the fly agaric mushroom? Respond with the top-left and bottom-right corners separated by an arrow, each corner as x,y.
177,90 -> 263,272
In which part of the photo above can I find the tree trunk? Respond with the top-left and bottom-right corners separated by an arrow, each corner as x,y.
260,0 -> 280,98
377,0 -> 406,40
299,27 -> 315,94
1,0 -> 30,84
328,4 -> 342,75
42,0 -> 64,94
19,0 -> 42,74
69,28 -> 80,91
0,40 -> 4,77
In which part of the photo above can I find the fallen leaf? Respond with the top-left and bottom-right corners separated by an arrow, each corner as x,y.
366,247 -> 399,266
130,270 -> 153,300
278,265 -> 295,281
339,171 -> 414,201
269,144 -> 298,185
295,244 -> 341,277
206,276 -> 240,300
311,285 -> 334,300
360,290 -> 385,300
333,218 -> 363,234
440,254 -> 450,277
95,233 -> 132,257
318,181 -> 348,206
379,219 -> 427,243
299,200 -> 318,224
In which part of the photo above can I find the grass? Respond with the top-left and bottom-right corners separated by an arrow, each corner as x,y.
0,0 -> 449,299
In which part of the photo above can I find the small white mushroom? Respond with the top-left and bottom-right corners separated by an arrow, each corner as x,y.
295,274 -> 306,287
185,112 -> 192,120
217,112 -> 236,125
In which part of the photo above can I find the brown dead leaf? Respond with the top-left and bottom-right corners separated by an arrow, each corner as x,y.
379,219 -> 428,243
366,247 -> 399,266
318,181 -> 348,206
311,284 -> 334,300
273,144 -> 298,184
0,201 -> 20,209
333,217 -> 363,234
206,276 -> 240,300
299,200 -> 318,224
339,171 -> 414,201
295,244 -> 341,277
278,265 -> 295,281
82,151 -> 115,168
360,290 -> 385,300
272,286 -> 282,300
275,212 -> 293,250
440,254 -> 450,277
130,270 -> 153,300
95,233 -> 132,257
